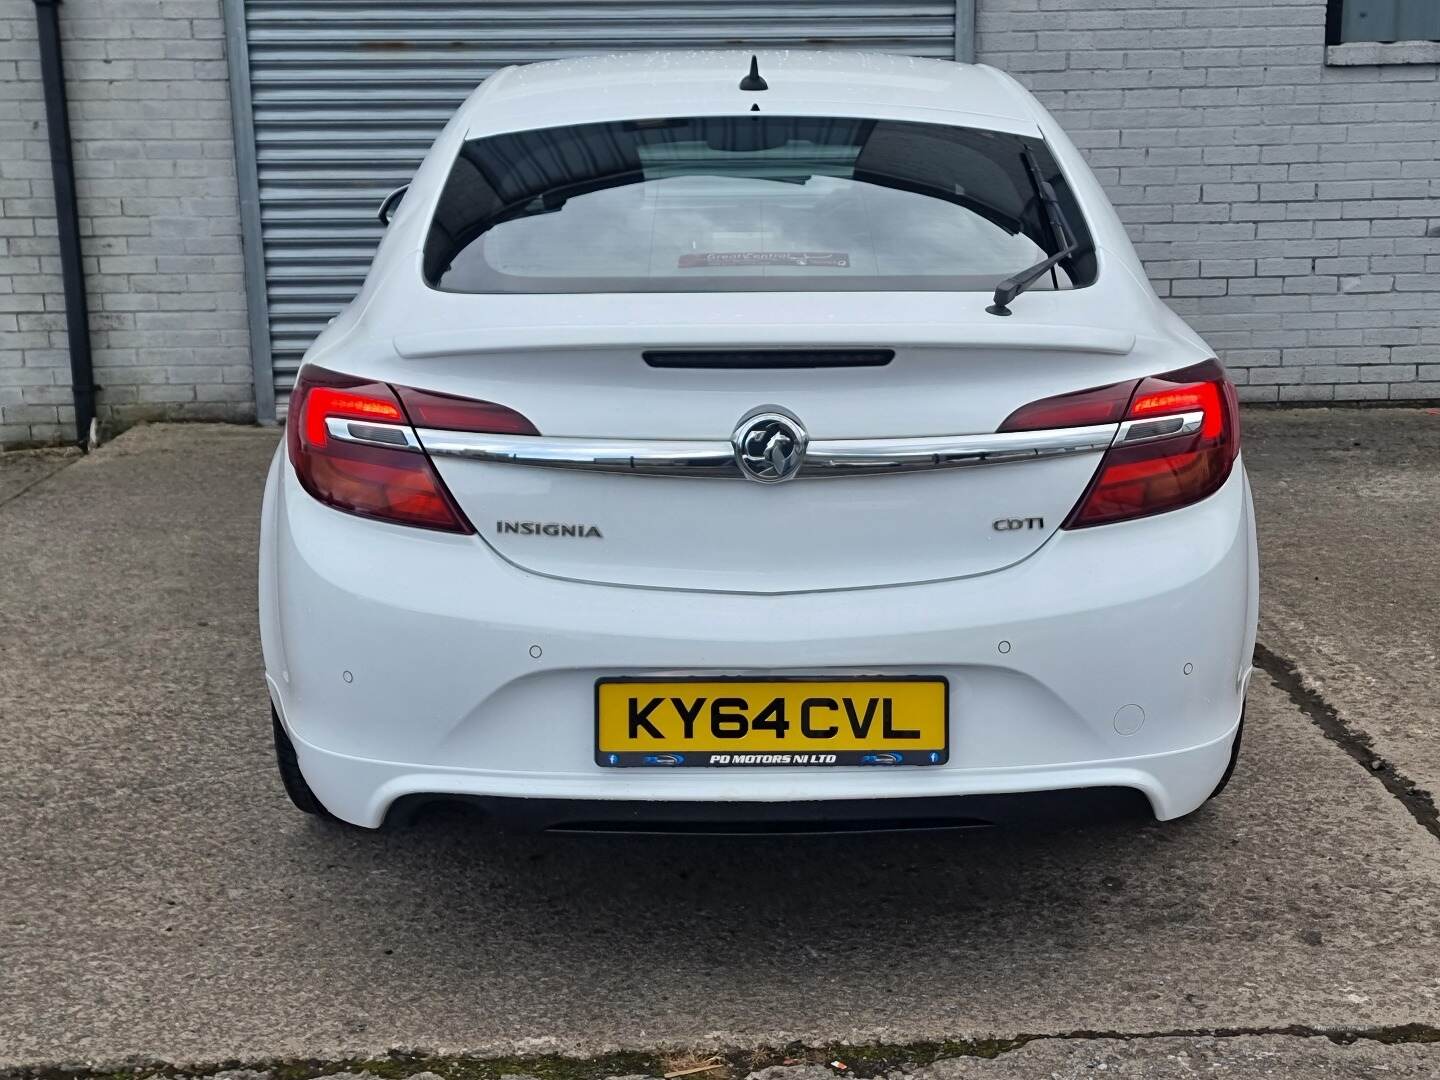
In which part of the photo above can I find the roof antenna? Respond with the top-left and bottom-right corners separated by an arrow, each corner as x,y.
738,55 -> 768,92
750,103 -> 760,112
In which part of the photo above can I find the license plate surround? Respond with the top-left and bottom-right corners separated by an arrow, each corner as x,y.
594,674 -> 950,768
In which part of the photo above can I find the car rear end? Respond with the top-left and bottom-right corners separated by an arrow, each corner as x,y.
259,53 -> 1257,831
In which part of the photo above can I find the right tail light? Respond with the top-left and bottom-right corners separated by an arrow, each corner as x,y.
1001,358 -> 1240,529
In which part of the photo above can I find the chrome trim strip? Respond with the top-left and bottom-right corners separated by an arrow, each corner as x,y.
415,423 -> 1118,478
325,415 -> 422,451
1114,410 -> 1204,447
804,423 -> 1117,475
328,411 -> 1202,477
416,429 -> 736,475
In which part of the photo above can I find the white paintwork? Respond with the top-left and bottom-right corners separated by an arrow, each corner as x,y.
259,51 -> 1258,827
438,440 -> 1107,592
393,322 -> 1139,358
463,51 -> 1042,139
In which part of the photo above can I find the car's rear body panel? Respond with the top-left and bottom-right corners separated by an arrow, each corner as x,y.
399,332 -> 1156,592
441,454 -> 1104,592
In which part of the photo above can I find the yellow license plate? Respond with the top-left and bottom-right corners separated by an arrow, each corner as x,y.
595,677 -> 948,767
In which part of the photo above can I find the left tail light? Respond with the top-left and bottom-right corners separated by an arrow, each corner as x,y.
286,366 -> 535,533
1001,358 -> 1240,529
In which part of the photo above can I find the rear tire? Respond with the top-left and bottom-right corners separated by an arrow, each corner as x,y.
1206,709 -> 1245,803
272,707 -> 336,819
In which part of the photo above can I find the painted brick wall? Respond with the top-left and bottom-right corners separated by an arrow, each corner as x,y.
0,0 -> 252,449
978,0 -> 1440,402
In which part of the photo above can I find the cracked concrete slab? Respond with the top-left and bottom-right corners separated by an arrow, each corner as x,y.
1244,409 -> 1440,808
0,445 -> 80,506
833,1036 -> 1440,1077
2,420 -> 1439,1069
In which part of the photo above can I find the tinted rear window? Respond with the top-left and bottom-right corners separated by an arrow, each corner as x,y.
424,115 -> 1096,295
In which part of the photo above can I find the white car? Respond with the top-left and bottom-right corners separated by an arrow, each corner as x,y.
259,51 -> 1257,832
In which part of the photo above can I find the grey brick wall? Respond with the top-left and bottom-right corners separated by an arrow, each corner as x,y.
0,0 -> 253,449
978,0 -> 1440,403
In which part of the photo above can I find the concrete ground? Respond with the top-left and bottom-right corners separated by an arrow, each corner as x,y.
1,414 -> 1438,1075
1245,409 -> 1440,822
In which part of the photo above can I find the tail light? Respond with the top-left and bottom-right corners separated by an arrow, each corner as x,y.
394,386 -> 538,435
1000,359 -> 1239,529
995,378 -> 1136,432
286,366 -> 536,533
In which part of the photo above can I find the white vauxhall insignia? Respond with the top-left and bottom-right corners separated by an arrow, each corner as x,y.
259,51 -> 1258,832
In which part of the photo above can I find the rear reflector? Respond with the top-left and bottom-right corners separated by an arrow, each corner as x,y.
287,366 -> 474,533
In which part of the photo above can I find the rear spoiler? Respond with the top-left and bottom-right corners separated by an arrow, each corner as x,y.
395,324 -> 1136,359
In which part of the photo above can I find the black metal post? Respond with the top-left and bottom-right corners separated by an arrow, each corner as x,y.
33,0 -> 96,448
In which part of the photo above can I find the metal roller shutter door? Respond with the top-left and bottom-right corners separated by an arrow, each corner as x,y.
233,1 -> 964,413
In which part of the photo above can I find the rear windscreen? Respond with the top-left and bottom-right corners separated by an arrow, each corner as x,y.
423,115 -> 1096,295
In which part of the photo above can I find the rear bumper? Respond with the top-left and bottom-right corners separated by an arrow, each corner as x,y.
287,720 -> 1240,829
260,447 -> 1258,829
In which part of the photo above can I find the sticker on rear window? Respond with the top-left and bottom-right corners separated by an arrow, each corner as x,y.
677,251 -> 851,269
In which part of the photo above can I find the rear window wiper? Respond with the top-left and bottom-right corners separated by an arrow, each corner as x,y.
987,149 -> 1089,317
985,242 -> 1081,317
